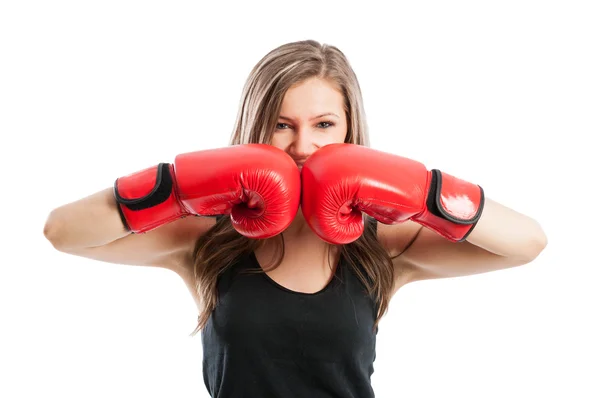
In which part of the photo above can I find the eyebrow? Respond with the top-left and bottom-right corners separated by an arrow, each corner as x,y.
278,112 -> 340,121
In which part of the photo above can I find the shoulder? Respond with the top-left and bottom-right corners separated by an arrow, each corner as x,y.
156,215 -> 218,274
375,219 -> 422,258
372,219 -> 423,292
164,216 -> 218,309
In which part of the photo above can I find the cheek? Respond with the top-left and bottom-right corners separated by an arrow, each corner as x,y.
324,125 -> 348,145
269,132 -> 290,151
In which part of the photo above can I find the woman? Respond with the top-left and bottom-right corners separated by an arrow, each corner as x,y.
44,40 -> 548,397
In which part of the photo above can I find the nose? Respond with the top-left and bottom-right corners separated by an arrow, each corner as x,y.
289,128 -> 316,160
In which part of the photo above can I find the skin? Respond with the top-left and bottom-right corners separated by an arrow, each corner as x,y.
259,76 -> 548,297
44,76 -> 548,313
256,77 -> 350,294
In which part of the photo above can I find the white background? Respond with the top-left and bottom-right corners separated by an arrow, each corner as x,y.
1,1 -> 599,397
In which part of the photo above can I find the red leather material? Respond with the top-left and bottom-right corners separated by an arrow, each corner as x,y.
301,144 -> 429,244
174,144 -> 301,239
435,171 -> 482,221
115,164 -> 187,233
301,143 -> 483,244
115,144 -> 301,239
412,170 -> 484,241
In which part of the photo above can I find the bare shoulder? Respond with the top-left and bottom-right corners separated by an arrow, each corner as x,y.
375,220 -> 423,292
375,219 -> 422,258
149,215 -> 218,272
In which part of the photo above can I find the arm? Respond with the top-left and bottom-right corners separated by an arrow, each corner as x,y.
300,143 -> 547,289
44,144 -> 302,273
381,198 -> 547,287
43,187 -> 213,273
44,187 -> 132,250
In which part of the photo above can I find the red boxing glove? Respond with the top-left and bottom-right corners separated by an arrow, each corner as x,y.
114,144 -> 301,239
301,143 -> 484,245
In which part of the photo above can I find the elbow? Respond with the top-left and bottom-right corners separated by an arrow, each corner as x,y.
521,224 -> 548,263
43,211 -> 66,251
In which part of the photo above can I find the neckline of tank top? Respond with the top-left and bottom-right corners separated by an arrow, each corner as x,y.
248,251 -> 343,297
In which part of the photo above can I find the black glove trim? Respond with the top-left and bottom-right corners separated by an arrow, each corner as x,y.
426,169 -> 485,225
114,163 -> 174,211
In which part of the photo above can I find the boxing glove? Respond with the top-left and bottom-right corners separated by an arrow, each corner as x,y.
301,143 -> 484,244
114,144 -> 301,239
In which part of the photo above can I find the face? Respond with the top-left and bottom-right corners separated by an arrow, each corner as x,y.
270,77 -> 348,168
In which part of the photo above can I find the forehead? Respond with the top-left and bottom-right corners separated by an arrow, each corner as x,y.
279,78 -> 344,116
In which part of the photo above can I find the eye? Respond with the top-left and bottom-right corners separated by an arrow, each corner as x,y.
317,121 -> 335,128
275,121 -> 335,130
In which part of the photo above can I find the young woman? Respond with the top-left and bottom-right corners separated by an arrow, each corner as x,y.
44,39 -> 547,397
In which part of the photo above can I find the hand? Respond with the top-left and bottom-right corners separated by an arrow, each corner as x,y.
300,143 -> 484,244
115,144 -> 301,239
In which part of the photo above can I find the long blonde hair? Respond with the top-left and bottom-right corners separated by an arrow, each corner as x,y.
190,40 -> 395,336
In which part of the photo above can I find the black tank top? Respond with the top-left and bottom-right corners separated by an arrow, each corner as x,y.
201,224 -> 379,398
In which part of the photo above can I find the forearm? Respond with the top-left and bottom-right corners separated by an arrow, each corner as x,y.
465,198 -> 547,261
44,187 -> 129,250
